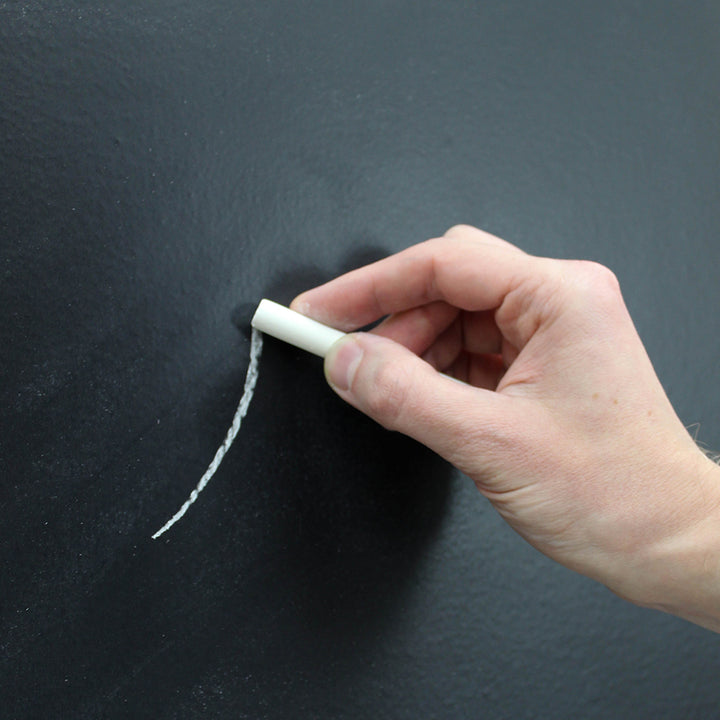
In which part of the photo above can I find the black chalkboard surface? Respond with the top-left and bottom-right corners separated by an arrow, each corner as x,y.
2,2 -> 720,718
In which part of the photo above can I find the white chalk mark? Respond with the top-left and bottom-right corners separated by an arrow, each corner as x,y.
152,328 -> 263,540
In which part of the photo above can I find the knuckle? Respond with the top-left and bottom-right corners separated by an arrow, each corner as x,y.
574,260 -> 619,290
561,260 -> 622,305
443,223 -> 476,238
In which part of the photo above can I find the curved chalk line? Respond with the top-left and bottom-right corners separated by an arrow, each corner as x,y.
152,328 -> 263,539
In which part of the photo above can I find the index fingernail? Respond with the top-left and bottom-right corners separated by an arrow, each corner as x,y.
290,295 -> 310,315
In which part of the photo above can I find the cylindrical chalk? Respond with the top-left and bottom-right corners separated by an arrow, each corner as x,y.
251,299 -> 345,357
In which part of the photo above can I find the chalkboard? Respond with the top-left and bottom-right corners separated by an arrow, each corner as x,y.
2,2 -> 720,718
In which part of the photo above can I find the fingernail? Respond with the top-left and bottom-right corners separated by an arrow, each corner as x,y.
290,295 -> 310,315
325,336 -> 363,392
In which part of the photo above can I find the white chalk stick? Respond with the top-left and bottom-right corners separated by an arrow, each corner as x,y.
251,299 -> 345,357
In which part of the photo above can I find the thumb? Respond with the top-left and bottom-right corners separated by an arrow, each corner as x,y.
324,332 -> 513,476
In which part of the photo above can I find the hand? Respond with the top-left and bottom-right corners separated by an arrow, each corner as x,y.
291,225 -> 720,631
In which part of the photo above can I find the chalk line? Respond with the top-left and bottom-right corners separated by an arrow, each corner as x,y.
152,328 -> 263,540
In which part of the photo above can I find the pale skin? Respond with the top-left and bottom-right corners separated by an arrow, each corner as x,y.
291,224 -> 720,633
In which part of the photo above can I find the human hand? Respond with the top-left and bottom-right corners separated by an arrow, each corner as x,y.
291,225 -> 720,631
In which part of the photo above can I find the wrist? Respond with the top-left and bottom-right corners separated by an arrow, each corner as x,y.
621,452 -> 720,632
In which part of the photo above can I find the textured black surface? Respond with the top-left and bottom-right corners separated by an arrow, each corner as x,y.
2,2 -> 720,718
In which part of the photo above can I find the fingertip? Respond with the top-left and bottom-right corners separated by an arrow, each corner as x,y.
289,293 -> 310,315
290,290 -> 343,328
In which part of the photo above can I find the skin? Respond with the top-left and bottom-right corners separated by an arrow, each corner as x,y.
291,224 -> 720,632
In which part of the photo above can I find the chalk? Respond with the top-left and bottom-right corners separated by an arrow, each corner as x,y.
151,327 -> 263,540
252,299 -> 467,384
251,299 -> 345,357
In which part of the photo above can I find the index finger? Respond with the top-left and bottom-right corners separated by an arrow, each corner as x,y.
290,230 -> 535,331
